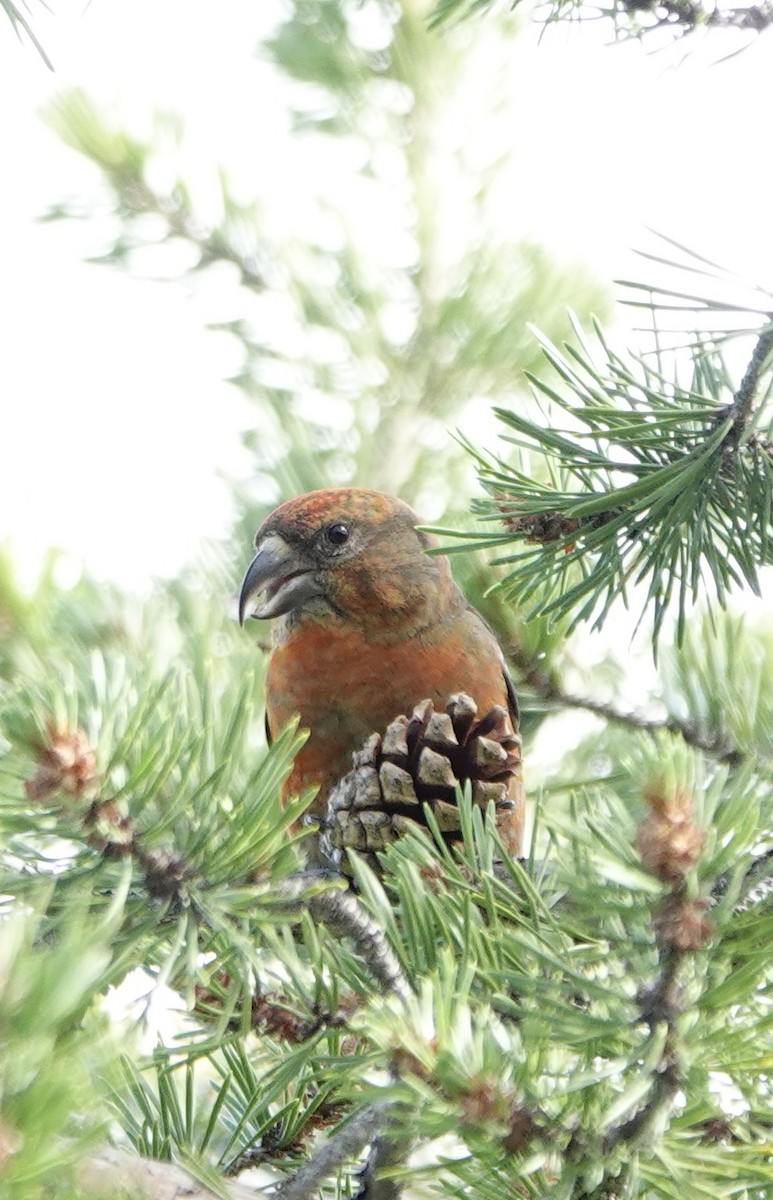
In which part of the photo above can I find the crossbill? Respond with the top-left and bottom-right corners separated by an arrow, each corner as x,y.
238,488 -> 523,853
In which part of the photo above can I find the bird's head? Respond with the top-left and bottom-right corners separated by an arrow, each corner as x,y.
238,488 -> 453,634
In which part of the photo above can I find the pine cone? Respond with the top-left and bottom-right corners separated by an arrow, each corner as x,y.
321,694 -> 524,873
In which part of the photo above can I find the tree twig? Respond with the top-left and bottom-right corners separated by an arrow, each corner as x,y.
280,875 -> 412,1002
661,0 -> 770,30
554,687 -> 742,764
354,1126 -> 410,1200
273,1104 -> 392,1200
603,950 -> 684,1151
606,0 -> 773,37
731,323 -> 773,433
568,789 -> 711,1197
509,646 -> 745,764
275,883 -> 413,1198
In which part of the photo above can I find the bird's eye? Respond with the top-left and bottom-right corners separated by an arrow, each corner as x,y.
325,523 -> 350,547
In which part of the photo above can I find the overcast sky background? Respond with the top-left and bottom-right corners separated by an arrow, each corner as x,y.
1,0 -> 771,592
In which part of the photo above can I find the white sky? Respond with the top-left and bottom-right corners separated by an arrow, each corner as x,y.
0,0 -> 771,591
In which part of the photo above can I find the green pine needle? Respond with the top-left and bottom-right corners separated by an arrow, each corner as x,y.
438,310 -> 773,646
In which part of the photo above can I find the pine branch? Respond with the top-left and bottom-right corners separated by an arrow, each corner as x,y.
565,782 -> 713,1197
612,0 -> 773,36
281,876 -> 412,1003
354,1128 -> 408,1200
18,718 -> 413,1011
430,0 -> 773,40
601,950 -> 684,1152
509,644 -> 745,764
731,323 -> 773,434
44,91 -> 267,290
444,294 -> 773,644
274,1104 -> 392,1200
556,692 -> 741,763
723,847 -> 773,914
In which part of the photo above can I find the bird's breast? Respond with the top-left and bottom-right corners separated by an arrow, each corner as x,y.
266,612 -> 510,805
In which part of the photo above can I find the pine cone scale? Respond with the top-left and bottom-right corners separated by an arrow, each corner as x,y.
322,694 -> 524,872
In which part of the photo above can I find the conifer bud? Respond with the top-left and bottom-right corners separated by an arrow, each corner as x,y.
25,724 -> 98,804
653,897 -> 713,952
635,782 -> 705,883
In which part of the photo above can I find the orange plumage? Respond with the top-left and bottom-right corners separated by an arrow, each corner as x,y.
238,488 -> 523,853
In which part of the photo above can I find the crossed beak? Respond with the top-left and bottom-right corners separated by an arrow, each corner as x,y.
238,534 -> 318,624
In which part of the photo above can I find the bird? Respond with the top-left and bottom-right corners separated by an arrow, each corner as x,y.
238,488 -> 523,854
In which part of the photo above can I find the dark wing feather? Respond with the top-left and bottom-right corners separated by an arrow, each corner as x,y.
463,600 -> 520,727
265,711 -> 273,747
504,664 -> 520,726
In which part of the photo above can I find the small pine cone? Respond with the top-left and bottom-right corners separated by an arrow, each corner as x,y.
636,786 -> 705,884
321,694 -> 524,873
24,724 -> 98,804
653,897 -> 713,952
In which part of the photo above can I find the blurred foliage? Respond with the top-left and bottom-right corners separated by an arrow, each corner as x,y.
430,0 -> 773,46
3,1 -> 773,1197
1,0 -> 52,70
662,611 -> 773,764
42,0 -> 609,524
0,891 -> 118,1199
40,0 -> 610,703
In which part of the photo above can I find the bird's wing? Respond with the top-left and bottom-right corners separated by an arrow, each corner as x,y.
465,600 -> 520,728
265,711 -> 273,747
504,663 -> 520,726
